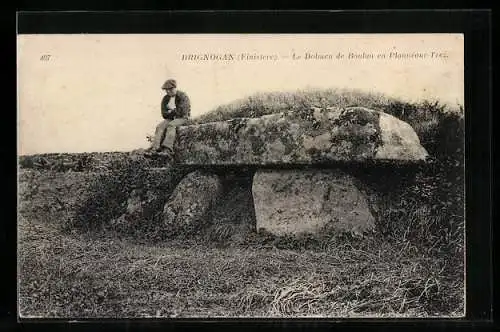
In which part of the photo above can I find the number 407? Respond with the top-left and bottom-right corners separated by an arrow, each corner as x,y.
40,54 -> 51,61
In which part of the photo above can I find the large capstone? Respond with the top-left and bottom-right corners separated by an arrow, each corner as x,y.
252,169 -> 376,236
163,171 -> 223,236
175,106 -> 428,166
109,167 -> 179,232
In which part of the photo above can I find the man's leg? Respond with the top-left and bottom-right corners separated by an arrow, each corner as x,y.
150,119 -> 171,151
161,118 -> 188,151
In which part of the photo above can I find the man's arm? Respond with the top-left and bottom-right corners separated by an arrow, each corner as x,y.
174,91 -> 191,119
161,95 -> 174,119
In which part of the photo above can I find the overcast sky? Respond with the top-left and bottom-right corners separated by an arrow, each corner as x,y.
17,34 -> 463,155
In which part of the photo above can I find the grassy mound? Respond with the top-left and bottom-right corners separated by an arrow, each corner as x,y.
66,157 -> 191,241
18,219 -> 463,318
194,88 -> 399,123
193,88 -> 463,153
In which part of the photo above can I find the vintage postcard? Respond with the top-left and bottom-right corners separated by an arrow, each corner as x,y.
17,33 -> 465,318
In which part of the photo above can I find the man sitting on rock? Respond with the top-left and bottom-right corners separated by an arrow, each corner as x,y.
146,79 -> 191,157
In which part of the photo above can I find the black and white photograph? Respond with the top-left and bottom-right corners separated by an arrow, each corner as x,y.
17,33 -> 465,318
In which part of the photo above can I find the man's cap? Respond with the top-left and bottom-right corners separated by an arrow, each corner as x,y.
162,79 -> 177,89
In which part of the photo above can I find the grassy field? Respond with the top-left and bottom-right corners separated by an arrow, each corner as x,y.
17,88 -> 465,318
17,165 -> 464,318
18,169 -> 463,318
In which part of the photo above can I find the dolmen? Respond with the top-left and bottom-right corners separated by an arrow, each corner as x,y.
164,106 -> 428,236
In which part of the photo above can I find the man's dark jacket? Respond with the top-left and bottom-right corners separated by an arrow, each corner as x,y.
161,90 -> 191,120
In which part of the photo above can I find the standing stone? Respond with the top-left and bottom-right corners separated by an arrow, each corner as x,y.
252,169 -> 375,236
163,171 -> 223,236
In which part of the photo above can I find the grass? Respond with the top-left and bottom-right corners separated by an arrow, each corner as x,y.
193,88 -> 400,124
18,213 -> 463,318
